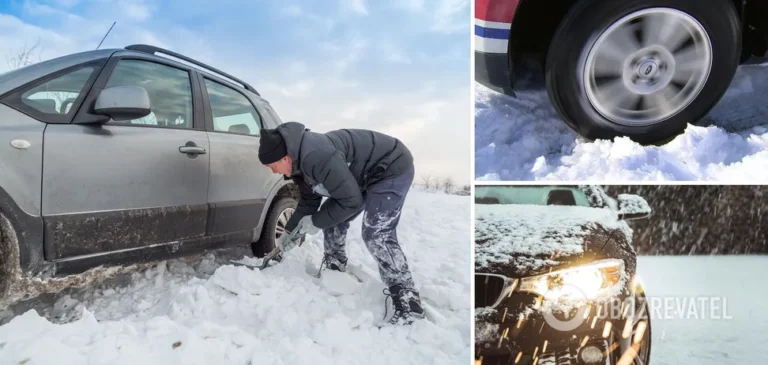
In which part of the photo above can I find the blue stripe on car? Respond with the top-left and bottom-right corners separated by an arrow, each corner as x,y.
474,25 -> 510,40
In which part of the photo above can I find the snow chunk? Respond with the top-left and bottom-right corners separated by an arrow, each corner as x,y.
320,271 -> 360,296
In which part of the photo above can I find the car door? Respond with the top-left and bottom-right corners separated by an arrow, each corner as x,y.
199,74 -> 273,235
41,54 -> 210,260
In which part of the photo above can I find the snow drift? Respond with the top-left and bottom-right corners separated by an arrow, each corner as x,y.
475,64 -> 768,181
0,191 -> 471,365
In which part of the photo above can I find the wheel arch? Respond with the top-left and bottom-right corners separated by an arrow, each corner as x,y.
252,178 -> 297,241
0,185 -> 46,278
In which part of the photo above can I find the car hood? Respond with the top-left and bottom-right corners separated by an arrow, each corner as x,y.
475,204 -> 627,277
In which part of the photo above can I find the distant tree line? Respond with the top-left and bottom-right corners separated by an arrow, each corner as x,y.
605,185 -> 768,255
416,173 -> 470,195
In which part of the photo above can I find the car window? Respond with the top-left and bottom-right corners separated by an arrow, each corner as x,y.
474,186 -> 591,207
105,59 -> 193,128
20,66 -> 96,116
204,78 -> 262,135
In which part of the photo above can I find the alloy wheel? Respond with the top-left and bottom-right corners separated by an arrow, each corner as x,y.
583,7 -> 713,126
274,207 -> 295,240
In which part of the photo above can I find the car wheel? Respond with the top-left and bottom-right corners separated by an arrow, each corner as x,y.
545,0 -> 741,144
0,213 -> 20,301
252,197 -> 298,258
610,291 -> 652,364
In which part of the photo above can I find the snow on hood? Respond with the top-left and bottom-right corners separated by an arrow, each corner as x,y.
475,204 -> 622,275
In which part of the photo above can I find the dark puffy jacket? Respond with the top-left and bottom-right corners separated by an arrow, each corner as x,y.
277,122 -> 413,230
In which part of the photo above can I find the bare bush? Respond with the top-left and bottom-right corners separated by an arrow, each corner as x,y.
6,39 -> 43,70
442,177 -> 454,194
420,174 -> 434,191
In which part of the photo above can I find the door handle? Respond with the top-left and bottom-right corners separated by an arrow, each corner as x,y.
179,143 -> 207,155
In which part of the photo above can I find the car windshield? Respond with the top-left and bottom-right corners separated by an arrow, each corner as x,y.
475,186 -> 591,207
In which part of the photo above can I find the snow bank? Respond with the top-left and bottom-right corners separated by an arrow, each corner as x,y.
0,191 -> 471,365
475,204 -> 619,272
475,64 -> 768,181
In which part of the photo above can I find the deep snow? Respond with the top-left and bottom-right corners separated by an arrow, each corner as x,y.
0,191 -> 471,365
475,64 -> 768,181
638,255 -> 768,365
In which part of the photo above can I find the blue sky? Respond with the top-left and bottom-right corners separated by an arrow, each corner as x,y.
0,0 -> 470,184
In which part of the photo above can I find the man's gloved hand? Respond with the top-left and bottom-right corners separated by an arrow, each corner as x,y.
292,215 -> 320,237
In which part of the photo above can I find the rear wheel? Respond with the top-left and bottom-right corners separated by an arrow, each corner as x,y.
252,197 -> 297,258
545,0 -> 741,144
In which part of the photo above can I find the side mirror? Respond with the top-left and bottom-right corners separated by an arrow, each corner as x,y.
92,86 -> 151,122
617,194 -> 651,221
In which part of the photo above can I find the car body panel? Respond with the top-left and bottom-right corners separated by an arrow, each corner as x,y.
205,131 -> 273,235
0,104 -> 45,217
41,124 -> 211,259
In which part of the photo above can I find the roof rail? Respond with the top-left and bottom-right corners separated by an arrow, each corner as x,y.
125,44 -> 259,95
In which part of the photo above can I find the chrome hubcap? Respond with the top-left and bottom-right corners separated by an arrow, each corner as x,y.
275,207 -> 295,240
583,8 -> 712,126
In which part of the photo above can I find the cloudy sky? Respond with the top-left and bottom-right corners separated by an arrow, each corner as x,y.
0,0 -> 471,185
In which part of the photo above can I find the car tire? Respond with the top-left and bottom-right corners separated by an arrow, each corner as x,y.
0,213 -> 20,301
251,197 -> 298,258
545,0 -> 741,144
609,291 -> 652,364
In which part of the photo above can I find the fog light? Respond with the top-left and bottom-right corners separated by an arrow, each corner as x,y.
578,345 -> 603,364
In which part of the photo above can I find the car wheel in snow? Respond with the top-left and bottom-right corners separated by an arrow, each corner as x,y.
252,197 -> 298,258
545,0 -> 741,144
0,213 -> 20,301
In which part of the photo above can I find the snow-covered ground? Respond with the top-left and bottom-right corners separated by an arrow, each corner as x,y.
475,64 -> 768,181
0,191 -> 471,365
638,255 -> 768,364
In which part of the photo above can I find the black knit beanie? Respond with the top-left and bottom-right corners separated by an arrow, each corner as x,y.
259,129 -> 287,164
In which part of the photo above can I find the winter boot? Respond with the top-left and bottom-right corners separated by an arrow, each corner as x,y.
317,254 -> 348,277
384,284 -> 425,325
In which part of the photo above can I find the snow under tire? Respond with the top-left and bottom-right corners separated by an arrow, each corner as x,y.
545,0 -> 741,144
252,196 -> 298,258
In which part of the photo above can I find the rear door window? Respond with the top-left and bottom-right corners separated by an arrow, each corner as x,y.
204,78 -> 262,136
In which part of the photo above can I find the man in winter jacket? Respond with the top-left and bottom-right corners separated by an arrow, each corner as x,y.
257,122 -> 424,325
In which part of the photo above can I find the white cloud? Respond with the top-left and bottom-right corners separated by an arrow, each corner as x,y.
381,42 -> 412,64
119,1 -> 153,22
393,0 -> 425,13
279,4 -> 302,16
265,79 -> 315,97
430,0 -> 469,34
341,0 -> 368,16
45,0 -> 81,8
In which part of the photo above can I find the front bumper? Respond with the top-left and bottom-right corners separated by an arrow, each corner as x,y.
476,291 -> 631,365
475,51 -> 513,94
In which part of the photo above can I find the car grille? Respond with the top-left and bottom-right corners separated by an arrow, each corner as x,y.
475,274 -> 508,308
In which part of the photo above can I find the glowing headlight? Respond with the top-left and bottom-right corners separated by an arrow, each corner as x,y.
518,259 -> 624,300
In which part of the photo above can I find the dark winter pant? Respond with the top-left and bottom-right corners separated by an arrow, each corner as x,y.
322,166 -> 416,289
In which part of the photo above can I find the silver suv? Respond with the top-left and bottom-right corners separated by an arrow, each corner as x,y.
0,45 -> 297,300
